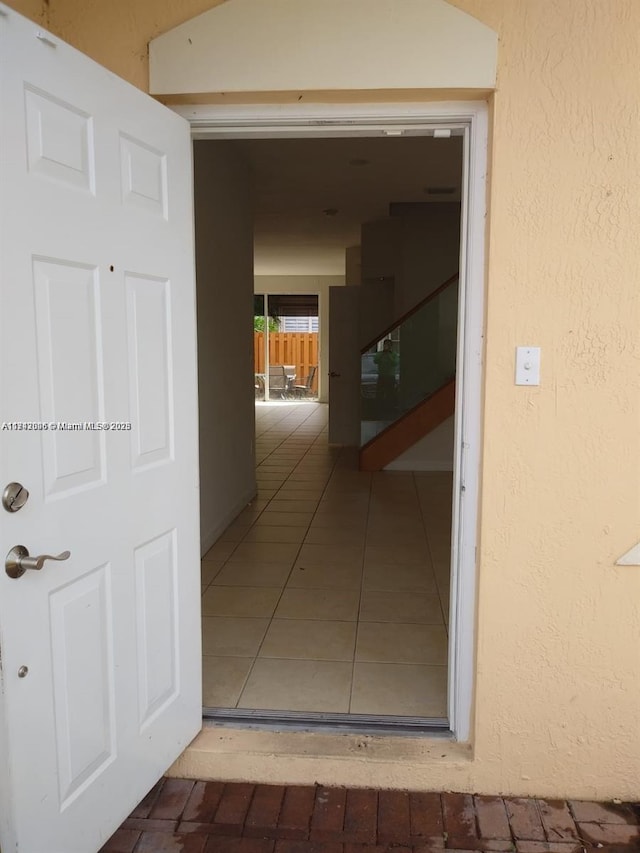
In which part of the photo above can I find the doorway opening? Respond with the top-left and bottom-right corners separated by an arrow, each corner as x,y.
254,294 -> 320,401
192,105 -> 486,739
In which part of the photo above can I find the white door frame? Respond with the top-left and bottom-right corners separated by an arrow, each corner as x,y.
181,101 -> 487,742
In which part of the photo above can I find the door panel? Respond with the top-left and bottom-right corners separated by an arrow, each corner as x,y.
328,286 -> 360,446
120,134 -> 168,218
134,529 -> 179,728
50,564 -> 116,808
34,258 -> 106,493
24,85 -> 95,192
126,273 -> 173,468
0,6 -> 201,851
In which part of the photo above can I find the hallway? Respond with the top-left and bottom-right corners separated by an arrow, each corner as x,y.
201,402 -> 452,720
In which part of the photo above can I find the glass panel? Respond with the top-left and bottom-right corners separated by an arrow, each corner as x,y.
360,277 -> 458,446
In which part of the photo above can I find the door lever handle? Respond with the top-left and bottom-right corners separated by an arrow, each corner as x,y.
5,545 -> 71,579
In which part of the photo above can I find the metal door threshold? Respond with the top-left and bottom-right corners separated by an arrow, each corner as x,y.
203,707 -> 451,737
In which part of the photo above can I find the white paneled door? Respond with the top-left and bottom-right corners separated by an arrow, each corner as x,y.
328,286 -> 360,446
0,7 -> 201,852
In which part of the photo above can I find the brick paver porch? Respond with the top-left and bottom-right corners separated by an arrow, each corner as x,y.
101,778 -> 640,852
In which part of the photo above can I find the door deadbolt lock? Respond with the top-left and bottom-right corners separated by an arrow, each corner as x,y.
2,482 -> 29,513
5,545 -> 71,579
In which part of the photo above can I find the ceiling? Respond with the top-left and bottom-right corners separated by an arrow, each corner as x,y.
230,135 -> 463,277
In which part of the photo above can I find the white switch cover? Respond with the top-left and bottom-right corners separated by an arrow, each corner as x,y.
515,346 -> 541,385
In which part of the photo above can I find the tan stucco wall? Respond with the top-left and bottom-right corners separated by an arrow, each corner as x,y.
4,0 -> 47,25
458,0 -> 640,800
6,0 -> 640,800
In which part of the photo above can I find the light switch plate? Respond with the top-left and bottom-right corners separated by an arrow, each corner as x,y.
515,346 -> 540,385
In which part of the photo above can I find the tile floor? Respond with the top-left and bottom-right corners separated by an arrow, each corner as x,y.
201,402 -> 452,719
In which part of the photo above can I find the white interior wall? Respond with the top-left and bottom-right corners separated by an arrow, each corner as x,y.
345,246 -> 361,286
397,206 -> 461,313
358,279 -> 395,350
385,416 -> 454,471
254,274 -> 345,403
195,141 -> 256,555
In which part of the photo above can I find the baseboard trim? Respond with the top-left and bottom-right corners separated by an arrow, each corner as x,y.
200,485 -> 257,557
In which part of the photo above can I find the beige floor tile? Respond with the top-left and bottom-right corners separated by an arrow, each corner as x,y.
231,542 -> 300,563
420,508 -> 453,525
322,481 -> 369,492
202,403 -> 452,718
259,619 -> 356,661
202,616 -> 269,656
433,561 -> 451,589
254,512 -> 313,528
242,526 -> 306,544
203,541 -> 237,562
360,589 -> 444,624
297,543 -> 364,567
213,562 -> 292,588
224,515 -> 257,533
202,656 -> 253,708
201,561 -> 224,587
235,501 -> 268,521
295,460 -> 334,469
371,491 -> 417,503
356,622 -> 448,665
372,470 -> 415,485
201,585 -> 281,618
440,593 -> 450,627
257,490 -> 279,501
275,587 -> 360,621
310,512 -> 368,530
287,562 -> 362,590
218,527 -> 251,543
266,499 -> 320,513
303,526 -> 367,546
365,527 -> 427,546
367,511 -> 424,528
275,488 -> 325,501
429,541 -> 452,563
414,471 -> 453,485
365,543 -> 431,566
239,658 -> 352,712
329,471 -> 371,484
362,563 -> 438,594
318,498 -> 370,513
286,474 -> 330,483
350,662 -> 447,717
421,507 -> 452,523
256,474 -> 287,486
425,524 -> 451,544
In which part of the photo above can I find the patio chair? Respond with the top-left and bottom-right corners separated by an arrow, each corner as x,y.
254,373 -> 265,399
268,364 -> 289,398
292,365 -> 317,398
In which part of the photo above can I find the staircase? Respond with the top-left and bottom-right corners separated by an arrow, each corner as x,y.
359,273 -> 458,472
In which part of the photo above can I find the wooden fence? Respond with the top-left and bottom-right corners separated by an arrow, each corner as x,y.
254,332 -> 319,393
